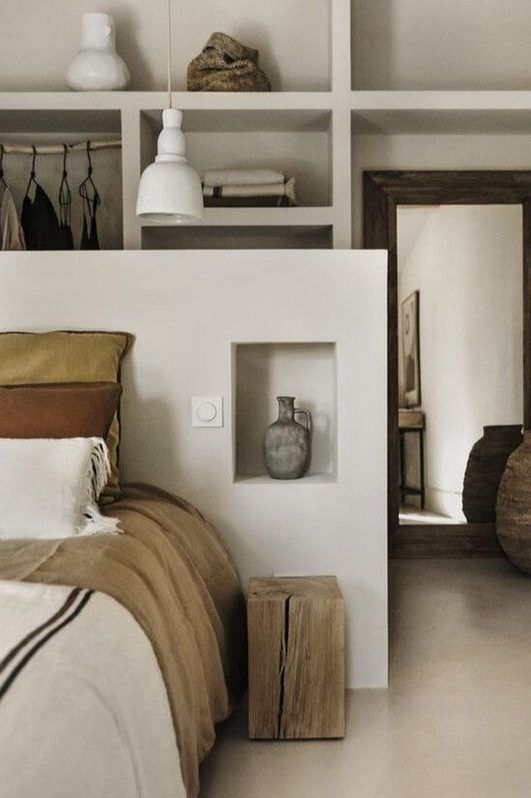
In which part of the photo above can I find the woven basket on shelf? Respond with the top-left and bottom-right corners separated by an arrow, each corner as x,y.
496,430 -> 531,573
187,32 -> 271,92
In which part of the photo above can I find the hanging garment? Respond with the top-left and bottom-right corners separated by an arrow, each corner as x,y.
79,144 -> 101,251
58,145 -> 74,250
60,218 -> 74,250
21,185 -> 64,251
0,188 -> 25,251
80,195 -> 100,250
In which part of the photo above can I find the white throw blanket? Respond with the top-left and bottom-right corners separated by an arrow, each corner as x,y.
0,580 -> 186,798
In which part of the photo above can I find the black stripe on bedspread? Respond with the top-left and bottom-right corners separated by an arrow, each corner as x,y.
0,588 -> 94,702
0,587 -> 82,676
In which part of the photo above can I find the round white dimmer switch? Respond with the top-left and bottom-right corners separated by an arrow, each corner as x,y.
197,401 -> 217,422
192,396 -> 223,427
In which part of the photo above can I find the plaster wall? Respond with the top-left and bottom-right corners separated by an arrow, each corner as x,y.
0,249 -> 388,687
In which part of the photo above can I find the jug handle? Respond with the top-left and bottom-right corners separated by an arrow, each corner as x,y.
295,409 -> 312,436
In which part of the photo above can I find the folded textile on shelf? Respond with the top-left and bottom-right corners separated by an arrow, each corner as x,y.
203,177 -> 296,204
204,196 -> 293,208
203,168 -> 285,187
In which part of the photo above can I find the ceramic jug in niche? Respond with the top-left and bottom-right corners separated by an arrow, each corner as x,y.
263,396 -> 312,479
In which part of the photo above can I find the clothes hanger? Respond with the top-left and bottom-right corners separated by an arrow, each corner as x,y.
79,141 -> 101,249
58,144 -> 74,249
0,145 -> 7,197
0,143 -> 10,206
58,144 -> 72,228
24,146 -> 39,202
79,141 -> 100,210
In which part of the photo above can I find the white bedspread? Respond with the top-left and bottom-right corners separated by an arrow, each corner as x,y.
0,580 -> 186,798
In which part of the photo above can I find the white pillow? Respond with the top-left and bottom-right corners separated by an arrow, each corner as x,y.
0,437 -> 120,540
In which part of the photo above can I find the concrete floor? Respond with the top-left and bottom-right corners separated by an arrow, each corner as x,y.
399,503 -> 460,524
200,558 -> 531,797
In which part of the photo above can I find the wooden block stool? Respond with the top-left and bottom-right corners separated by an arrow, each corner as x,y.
247,575 -> 345,740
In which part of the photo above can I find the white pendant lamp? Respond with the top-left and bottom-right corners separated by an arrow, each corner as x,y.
136,0 -> 203,224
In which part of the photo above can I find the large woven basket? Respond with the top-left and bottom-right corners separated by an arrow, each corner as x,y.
496,430 -> 531,573
462,425 -> 523,523
187,32 -> 271,92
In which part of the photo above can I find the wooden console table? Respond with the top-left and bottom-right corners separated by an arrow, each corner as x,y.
399,409 -> 425,509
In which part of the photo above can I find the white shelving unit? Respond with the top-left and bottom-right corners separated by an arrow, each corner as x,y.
1,0 -> 531,250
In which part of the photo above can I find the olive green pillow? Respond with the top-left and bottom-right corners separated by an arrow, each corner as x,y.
0,331 -> 133,500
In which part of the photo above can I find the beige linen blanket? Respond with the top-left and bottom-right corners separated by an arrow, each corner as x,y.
0,484 -> 246,798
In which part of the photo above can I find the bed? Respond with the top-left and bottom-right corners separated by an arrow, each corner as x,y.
0,483 -> 246,798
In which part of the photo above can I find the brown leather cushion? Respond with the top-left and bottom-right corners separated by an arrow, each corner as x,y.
0,382 -> 122,440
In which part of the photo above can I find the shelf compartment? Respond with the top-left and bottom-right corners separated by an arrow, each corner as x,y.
351,91 -> 531,134
2,0 -> 331,92
233,342 -> 337,482
141,109 -> 332,209
351,0 -> 531,91
0,109 -> 123,251
170,0 -> 332,92
142,224 -> 333,250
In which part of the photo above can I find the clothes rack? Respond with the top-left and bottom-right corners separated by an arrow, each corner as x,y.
0,140 -> 121,155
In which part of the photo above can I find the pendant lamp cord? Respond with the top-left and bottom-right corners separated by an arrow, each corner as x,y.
167,0 -> 172,109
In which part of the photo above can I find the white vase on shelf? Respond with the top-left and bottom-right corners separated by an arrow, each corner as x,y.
66,13 -> 130,91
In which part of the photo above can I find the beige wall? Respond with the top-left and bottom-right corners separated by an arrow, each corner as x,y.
0,249 -> 388,688
397,205 -> 523,519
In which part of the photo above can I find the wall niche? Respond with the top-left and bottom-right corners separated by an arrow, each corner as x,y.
233,342 -> 337,483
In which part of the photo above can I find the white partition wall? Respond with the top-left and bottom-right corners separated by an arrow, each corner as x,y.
0,249 -> 387,687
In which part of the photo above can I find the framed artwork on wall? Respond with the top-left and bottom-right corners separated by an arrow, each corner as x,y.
401,290 -> 420,408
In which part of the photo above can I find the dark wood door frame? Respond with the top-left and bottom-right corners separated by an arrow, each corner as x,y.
363,171 -> 531,556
